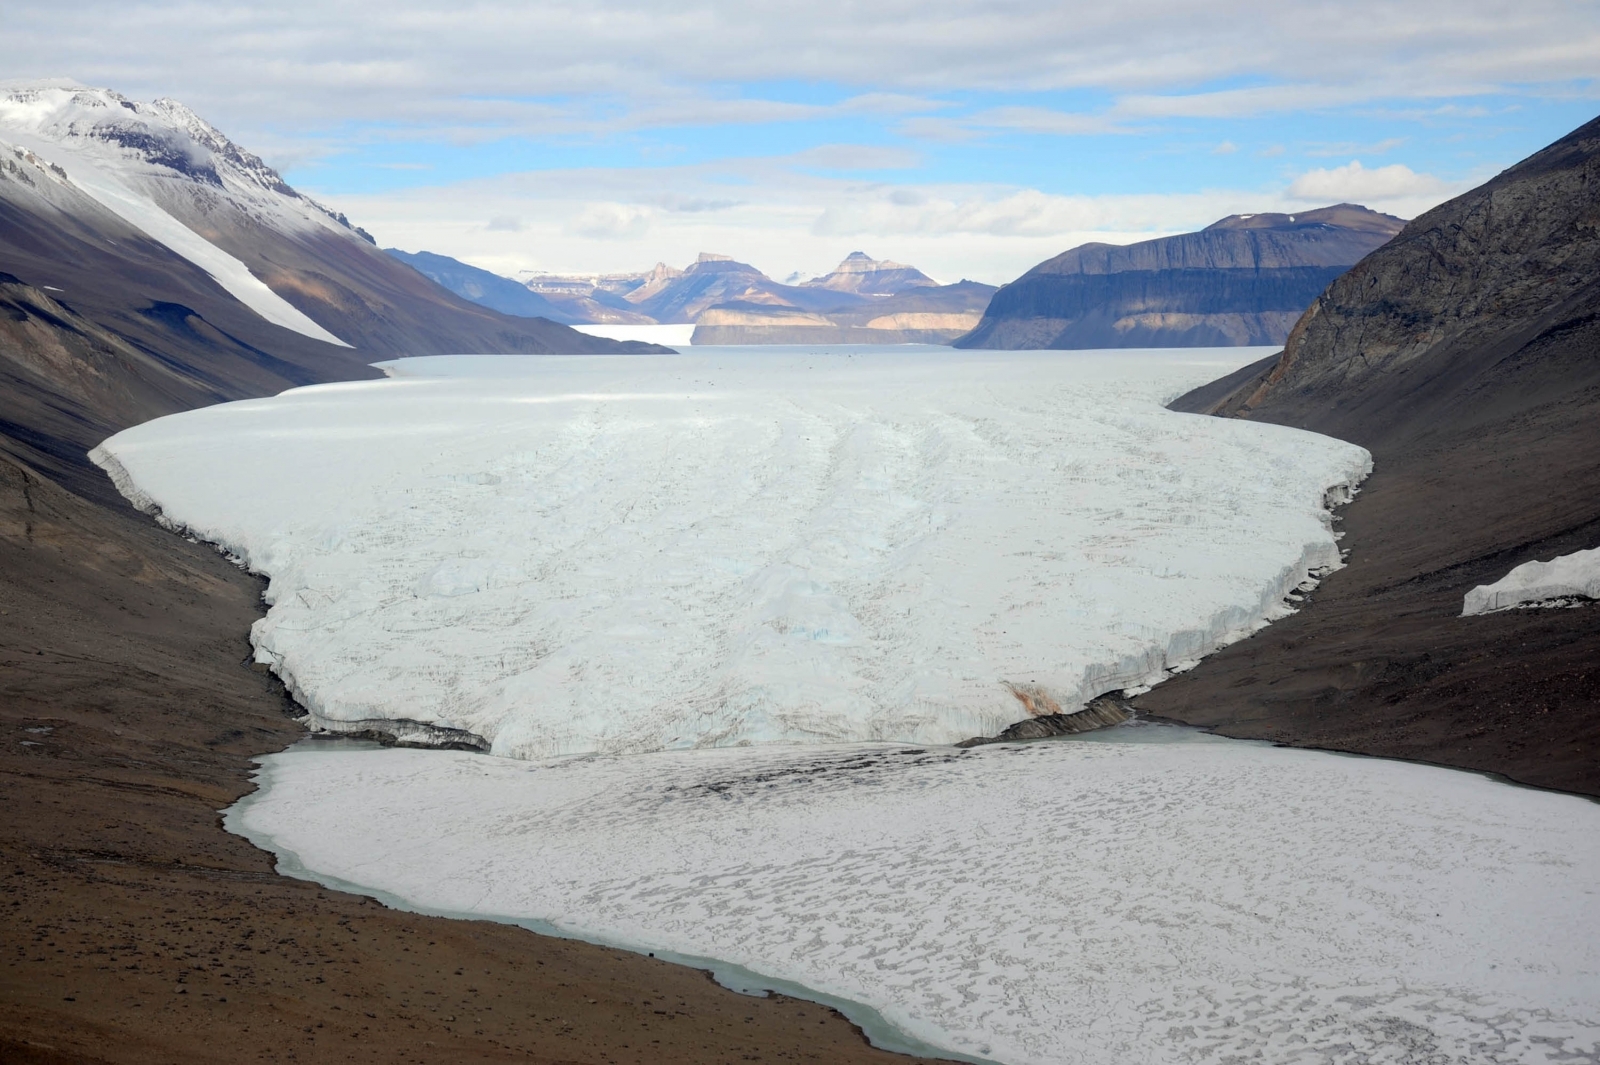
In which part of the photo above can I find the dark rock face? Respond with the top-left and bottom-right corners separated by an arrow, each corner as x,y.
955,204 -> 1403,350
1147,115 -> 1600,797
957,694 -> 1133,747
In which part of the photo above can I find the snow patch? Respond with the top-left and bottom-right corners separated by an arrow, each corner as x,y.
1463,545 -> 1600,614
572,322 -> 695,346
62,165 -> 350,346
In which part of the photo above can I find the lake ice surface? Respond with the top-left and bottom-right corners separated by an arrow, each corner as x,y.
232,731 -> 1600,1065
91,347 -> 1369,757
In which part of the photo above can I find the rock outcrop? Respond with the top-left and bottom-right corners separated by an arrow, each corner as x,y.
955,204 -> 1403,350
1143,115 -> 1600,796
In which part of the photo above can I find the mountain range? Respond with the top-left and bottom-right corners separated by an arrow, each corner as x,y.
955,204 -> 1405,349
406,210 -> 1404,350
398,247 -> 997,344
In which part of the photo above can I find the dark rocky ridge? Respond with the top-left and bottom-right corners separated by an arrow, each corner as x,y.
1138,115 -> 1600,797
955,204 -> 1404,350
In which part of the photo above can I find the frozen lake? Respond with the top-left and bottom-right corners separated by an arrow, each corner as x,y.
92,346 -> 1367,757
231,727 -> 1600,1065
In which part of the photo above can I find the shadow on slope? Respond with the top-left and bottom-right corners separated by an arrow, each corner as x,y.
1140,116 -> 1600,796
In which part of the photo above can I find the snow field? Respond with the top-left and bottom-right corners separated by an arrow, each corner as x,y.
572,322 -> 697,346
232,733 -> 1600,1065
1464,545 -> 1600,613
92,348 -> 1368,757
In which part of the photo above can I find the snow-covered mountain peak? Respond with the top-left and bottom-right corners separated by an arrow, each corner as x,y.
0,81 -> 372,242
3,83 -> 285,200
0,80 -> 360,346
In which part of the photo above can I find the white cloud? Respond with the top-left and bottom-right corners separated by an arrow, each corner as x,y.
1287,160 -> 1450,202
1304,137 -> 1406,157
345,149 -> 1456,287
565,203 -> 654,239
809,186 -> 1317,242
4,0 -> 1595,141
786,144 -> 921,170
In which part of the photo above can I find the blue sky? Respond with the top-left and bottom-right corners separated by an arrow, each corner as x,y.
10,0 -> 1599,282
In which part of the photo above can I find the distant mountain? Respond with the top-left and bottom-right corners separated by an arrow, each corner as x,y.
436,249 -> 979,342
627,253 -> 777,323
385,249 -> 577,323
524,267 -> 663,324
1141,115 -> 1600,796
694,279 -> 997,345
954,204 -> 1404,349
802,252 -> 938,295
683,251 -> 990,344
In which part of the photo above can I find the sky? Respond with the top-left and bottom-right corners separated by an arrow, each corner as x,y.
8,0 -> 1600,284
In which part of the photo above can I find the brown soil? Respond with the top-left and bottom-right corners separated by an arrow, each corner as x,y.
0,456 -> 945,1065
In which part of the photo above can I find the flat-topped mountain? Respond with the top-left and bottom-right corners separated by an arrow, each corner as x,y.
1143,115 -> 1600,795
955,204 -> 1404,349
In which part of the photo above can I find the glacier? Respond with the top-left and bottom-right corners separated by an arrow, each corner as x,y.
231,731 -> 1600,1065
1463,545 -> 1600,614
91,347 -> 1368,757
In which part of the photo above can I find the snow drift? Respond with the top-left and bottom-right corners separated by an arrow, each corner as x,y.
1463,545 -> 1600,614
